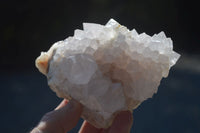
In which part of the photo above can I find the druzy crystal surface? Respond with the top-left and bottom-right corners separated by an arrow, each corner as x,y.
35,19 -> 180,128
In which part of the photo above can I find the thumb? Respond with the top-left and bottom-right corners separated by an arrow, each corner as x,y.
35,99 -> 83,133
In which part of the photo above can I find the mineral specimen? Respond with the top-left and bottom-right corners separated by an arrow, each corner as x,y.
35,19 -> 180,128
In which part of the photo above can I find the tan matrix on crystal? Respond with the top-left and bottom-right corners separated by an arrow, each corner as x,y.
35,19 -> 180,128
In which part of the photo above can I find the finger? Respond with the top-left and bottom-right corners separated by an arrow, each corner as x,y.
37,99 -> 83,133
79,121 -> 102,133
105,111 -> 133,133
55,99 -> 68,110
58,100 -> 83,132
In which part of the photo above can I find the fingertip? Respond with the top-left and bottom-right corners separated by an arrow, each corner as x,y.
67,99 -> 83,111
55,99 -> 68,110
79,121 -> 102,133
60,99 -> 83,131
116,111 -> 133,123
108,111 -> 133,133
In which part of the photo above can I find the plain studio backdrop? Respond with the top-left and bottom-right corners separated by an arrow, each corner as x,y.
0,0 -> 199,133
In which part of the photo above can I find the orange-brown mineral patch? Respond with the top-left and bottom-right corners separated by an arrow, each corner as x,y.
35,52 -> 49,75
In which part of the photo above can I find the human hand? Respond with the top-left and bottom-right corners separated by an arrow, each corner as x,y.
31,99 -> 133,133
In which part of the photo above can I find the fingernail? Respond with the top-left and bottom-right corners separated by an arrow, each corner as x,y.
67,99 -> 83,111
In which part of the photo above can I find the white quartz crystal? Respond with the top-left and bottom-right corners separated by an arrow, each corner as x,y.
35,19 -> 180,128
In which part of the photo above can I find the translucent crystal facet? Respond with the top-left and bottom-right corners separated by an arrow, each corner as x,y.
35,19 -> 180,128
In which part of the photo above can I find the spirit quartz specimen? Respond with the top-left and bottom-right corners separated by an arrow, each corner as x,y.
35,19 -> 180,128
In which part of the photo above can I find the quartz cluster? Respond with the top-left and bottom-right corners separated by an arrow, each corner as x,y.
35,19 -> 180,128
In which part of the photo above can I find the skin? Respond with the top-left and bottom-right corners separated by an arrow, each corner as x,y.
31,99 -> 133,133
